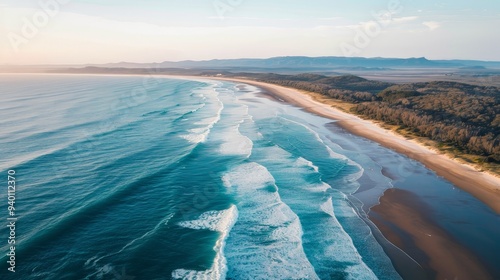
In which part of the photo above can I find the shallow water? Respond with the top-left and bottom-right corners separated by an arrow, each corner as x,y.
0,74 -> 498,279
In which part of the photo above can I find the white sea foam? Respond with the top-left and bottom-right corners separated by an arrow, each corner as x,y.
222,162 -> 319,280
279,116 -> 365,194
258,146 -> 329,194
320,197 -> 335,217
331,192 -> 361,219
295,156 -> 319,172
177,205 -> 237,232
205,87 -> 254,157
221,174 -> 231,188
180,87 -> 224,144
279,116 -> 351,160
244,143 -> 378,279
188,127 -> 206,134
224,162 -> 275,189
234,83 -> 262,97
218,124 -> 253,157
182,116 -> 218,143
173,205 -> 238,280
193,115 -> 220,126
178,81 -> 378,279
180,130 -> 210,144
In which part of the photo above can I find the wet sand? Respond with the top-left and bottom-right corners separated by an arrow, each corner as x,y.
371,188 -> 493,280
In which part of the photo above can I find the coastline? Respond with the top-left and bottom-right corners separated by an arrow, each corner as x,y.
210,77 -> 500,214
11,73 -> 499,211
210,76 -> 499,279
370,188 -> 492,280
7,73 -> 498,278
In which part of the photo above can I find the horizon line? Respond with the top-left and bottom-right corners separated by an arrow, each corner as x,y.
3,55 -> 500,67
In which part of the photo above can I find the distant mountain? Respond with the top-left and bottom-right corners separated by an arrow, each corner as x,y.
435,60 -> 500,68
4,56 -> 500,74
88,56 -> 500,70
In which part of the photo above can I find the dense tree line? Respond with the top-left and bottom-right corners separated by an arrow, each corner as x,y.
254,73 -> 391,102
353,82 -> 500,161
252,74 -> 500,162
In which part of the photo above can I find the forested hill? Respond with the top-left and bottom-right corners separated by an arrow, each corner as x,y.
238,73 -> 500,163
243,73 -> 393,102
354,81 -> 499,162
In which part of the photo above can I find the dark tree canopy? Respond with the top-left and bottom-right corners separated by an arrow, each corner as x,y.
245,73 -> 500,162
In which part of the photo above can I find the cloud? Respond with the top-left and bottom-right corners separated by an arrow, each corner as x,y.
422,21 -> 441,30
336,16 -> 419,31
207,16 -> 291,21
318,17 -> 343,21
393,16 -> 419,23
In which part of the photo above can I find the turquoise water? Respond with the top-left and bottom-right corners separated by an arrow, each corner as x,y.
0,74 -> 498,279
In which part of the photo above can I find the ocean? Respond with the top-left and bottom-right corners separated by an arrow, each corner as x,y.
1,74 -> 499,279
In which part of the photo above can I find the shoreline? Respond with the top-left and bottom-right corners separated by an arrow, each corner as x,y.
370,188 -> 493,279
10,73 -> 499,212
214,76 -> 498,279
210,77 -> 500,214
7,72 -> 499,278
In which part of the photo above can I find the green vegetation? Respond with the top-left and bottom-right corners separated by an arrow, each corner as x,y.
256,73 -> 391,102
355,82 -> 499,162
53,67 -> 500,170
232,73 -> 500,165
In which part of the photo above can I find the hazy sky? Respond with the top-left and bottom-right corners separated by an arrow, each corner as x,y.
1,0 -> 500,64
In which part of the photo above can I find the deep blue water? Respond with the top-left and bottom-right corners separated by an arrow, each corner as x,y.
0,74 -> 498,279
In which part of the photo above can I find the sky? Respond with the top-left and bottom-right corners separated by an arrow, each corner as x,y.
1,0 -> 500,64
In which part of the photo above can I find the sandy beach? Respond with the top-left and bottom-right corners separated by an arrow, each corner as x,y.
370,188 -> 493,279
13,73 -> 499,279
206,77 -> 500,279
212,77 -> 500,214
